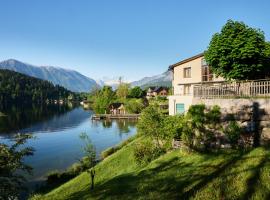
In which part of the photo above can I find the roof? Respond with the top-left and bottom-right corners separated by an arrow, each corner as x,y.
153,86 -> 168,93
168,53 -> 204,71
109,103 -> 124,109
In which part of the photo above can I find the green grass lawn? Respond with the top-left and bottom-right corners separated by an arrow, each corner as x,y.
31,138 -> 270,200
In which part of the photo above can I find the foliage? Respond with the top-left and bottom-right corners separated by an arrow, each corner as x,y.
46,170 -> 77,186
156,96 -> 167,101
128,86 -> 144,98
116,83 -> 130,99
92,86 -> 115,114
101,147 -> 119,159
205,20 -> 270,80
182,104 -> 221,151
137,104 -> 164,147
79,132 -> 96,168
0,134 -> 34,200
224,121 -> 242,148
101,135 -> 136,159
133,139 -> 164,165
162,115 -> 185,140
125,98 -> 145,114
0,69 -> 74,105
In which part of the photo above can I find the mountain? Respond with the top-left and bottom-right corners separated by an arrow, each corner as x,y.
131,70 -> 172,89
0,69 -> 73,105
96,77 -> 126,90
0,59 -> 98,92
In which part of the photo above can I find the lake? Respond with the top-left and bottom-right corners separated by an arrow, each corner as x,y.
0,104 -> 137,182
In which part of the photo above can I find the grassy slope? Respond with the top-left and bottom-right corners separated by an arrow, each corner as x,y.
31,139 -> 270,200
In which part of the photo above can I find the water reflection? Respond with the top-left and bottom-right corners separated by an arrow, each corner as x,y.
0,105 -> 137,181
0,104 -> 75,134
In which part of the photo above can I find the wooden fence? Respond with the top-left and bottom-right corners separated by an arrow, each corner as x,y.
193,79 -> 270,98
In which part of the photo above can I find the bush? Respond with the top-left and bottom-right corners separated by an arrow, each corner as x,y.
101,147 -> 120,159
133,139 -> 165,165
182,104 -> 222,151
125,98 -> 145,114
101,135 -> 136,159
224,121 -> 242,148
46,170 -> 76,185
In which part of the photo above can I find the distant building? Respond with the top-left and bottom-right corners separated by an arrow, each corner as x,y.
109,103 -> 126,115
146,86 -> 169,98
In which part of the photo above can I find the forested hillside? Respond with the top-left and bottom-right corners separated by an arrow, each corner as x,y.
0,69 -> 74,105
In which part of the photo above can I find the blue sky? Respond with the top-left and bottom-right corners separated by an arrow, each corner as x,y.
0,0 -> 269,81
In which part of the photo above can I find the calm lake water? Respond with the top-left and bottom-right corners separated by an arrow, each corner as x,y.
0,104 -> 137,182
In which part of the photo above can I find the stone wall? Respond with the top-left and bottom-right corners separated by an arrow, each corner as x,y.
193,98 -> 270,145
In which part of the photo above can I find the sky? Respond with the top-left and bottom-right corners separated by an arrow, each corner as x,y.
0,0 -> 270,81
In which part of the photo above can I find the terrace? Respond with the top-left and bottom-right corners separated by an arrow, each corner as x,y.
193,79 -> 270,99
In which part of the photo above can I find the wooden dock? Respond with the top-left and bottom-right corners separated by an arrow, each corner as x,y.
91,114 -> 140,120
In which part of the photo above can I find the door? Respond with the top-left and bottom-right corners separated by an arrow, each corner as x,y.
176,103 -> 185,114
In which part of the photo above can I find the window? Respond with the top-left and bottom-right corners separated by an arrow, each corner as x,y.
176,103 -> 185,114
183,67 -> 191,78
202,58 -> 207,66
201,59 -> 213,82
184,85 -> 191,95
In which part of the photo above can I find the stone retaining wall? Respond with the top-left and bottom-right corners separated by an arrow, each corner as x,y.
193,98 -> 270,145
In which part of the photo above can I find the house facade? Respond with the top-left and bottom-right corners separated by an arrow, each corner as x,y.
168,53 -> 224,115
146,86 -> 169,98
109,103 -> 126,115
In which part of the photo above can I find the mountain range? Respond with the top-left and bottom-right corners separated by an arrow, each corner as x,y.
0,59 -> 98,92
0,59 -> 172,92
130,70 -> 172,88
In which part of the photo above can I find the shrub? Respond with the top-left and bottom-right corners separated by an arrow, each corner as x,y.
182,104 -> 222,151
162,115 -> 184,139
137,105 -> 164,147
46,170 -> 76,185
101,135 -> 136,159
224,121 -> 242,148
125,98 -> 145,114
69,162 -> 83,174
101,147 -> 119,159
133,139 -> 165,165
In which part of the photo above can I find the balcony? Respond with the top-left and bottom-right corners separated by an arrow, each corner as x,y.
193,79 -> 270,99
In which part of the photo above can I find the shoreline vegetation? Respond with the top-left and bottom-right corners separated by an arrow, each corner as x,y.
30,135 -> 270,200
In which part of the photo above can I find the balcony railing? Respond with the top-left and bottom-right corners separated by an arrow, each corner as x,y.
193,79 -> 270,98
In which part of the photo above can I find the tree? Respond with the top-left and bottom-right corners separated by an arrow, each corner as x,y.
79,133 -> 96,190
116,83 -> 130,99
0,134 -> 34,200
128,86 -> 143,98
205,20 -> 270,80
125,99 -> 145,114
137,105 -> 164,147
92,86 -> 115,114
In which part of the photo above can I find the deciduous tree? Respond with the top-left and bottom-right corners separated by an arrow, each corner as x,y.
205,20 -> 270,80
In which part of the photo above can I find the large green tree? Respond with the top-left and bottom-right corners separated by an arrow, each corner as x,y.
128,86 -> 144,98
205,20 -> 270,80
92,86 -> 115,114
